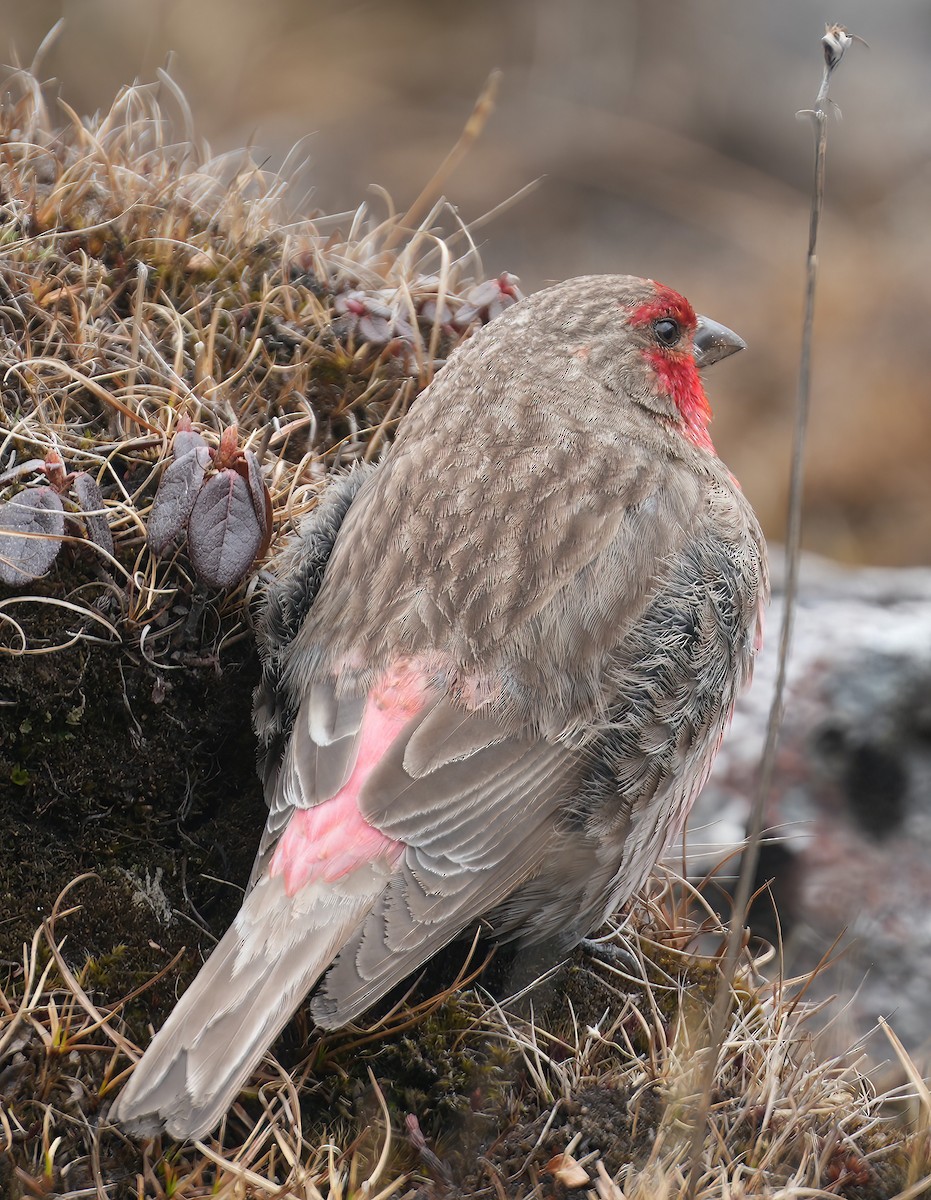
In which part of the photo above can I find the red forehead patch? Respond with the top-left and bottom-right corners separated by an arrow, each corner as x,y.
627,284 -> 697,330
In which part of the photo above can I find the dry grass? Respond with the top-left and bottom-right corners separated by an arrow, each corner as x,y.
0,64 -> 516,659
1,872 -> 929,1198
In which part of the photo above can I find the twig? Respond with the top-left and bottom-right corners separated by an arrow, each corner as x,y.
685,25 -> 860,1198
378,70 -> 501,260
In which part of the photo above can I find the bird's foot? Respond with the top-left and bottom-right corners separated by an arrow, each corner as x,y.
579,937 -> 642,977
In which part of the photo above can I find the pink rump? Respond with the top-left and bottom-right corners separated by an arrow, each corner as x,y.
269,664 -> 429,895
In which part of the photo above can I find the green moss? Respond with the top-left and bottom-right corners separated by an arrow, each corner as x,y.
341,996 -> 515,1129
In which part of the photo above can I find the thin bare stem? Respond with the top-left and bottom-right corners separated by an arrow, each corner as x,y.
685,26 -> 859,1198
378,70 -> 501,259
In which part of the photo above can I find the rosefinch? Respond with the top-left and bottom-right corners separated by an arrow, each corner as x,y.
111,274 -> 768,1139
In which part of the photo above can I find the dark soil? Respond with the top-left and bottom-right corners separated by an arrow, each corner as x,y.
0,561 -> 263,1026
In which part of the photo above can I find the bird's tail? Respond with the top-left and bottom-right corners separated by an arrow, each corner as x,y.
109,871 -> 378,1141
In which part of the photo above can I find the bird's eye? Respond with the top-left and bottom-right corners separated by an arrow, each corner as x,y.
653,318 -> 681,348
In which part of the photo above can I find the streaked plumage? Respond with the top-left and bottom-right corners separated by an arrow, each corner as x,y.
111,274 -> 768,1140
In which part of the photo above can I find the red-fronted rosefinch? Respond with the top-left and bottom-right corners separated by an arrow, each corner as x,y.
111,274 -> 768,1139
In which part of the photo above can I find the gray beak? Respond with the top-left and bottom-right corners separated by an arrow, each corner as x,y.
693,315 -> 746,368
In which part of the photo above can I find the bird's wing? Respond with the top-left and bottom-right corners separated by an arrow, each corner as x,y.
250,680 -> 367,882
252,444 -> 711,891
311,696 -> 581,1025
250,672 -> 578,921
251,467 -> 376,885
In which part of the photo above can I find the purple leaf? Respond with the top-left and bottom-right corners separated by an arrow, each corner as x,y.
187,468 -> 263,589
243,450 -> 272,551
0,486 -> 65,585
71,472 -> 114,557
173,428 -> 208,460
147,444 -> 210,554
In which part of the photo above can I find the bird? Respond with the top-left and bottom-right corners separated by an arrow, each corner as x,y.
110,273 -> 768,1140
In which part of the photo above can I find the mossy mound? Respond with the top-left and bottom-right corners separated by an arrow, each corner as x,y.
0,60 -> 520,1061
0,585 -> 259,997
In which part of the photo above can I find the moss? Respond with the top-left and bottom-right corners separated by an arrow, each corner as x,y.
0,575 -> 262,1024
331,996 -> 518,1152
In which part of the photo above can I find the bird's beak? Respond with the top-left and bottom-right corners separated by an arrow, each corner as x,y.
693,315 -> 746,368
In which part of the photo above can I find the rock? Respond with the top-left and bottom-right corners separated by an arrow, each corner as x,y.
681,554 -> 931,1071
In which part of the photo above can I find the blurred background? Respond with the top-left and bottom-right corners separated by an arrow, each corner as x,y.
2,0 -> 930,565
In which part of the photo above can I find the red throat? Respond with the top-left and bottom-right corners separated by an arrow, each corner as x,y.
629,285 -> 715,454
644,349 -> 714,453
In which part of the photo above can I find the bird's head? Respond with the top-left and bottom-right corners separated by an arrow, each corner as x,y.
523,274 -> 745,455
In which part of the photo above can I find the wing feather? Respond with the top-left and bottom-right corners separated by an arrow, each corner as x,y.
402,705 -> 507,776
250,682 -> 365,885
311,716 -> 581,1025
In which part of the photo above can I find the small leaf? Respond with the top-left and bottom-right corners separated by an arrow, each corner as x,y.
71,472 -> 114,557
173,426 -> 208,461
243,450 -> 273,555
147,445 -> 210,554
215,423 -> 240,469
43,448 -> 68,491
0,486 -> 65,585
187,468 -> 262,589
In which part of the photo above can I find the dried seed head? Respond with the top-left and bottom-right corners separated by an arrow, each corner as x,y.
822,24 -> 856,72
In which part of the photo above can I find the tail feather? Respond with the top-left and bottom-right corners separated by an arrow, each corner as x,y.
110,872 -> 379,1141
